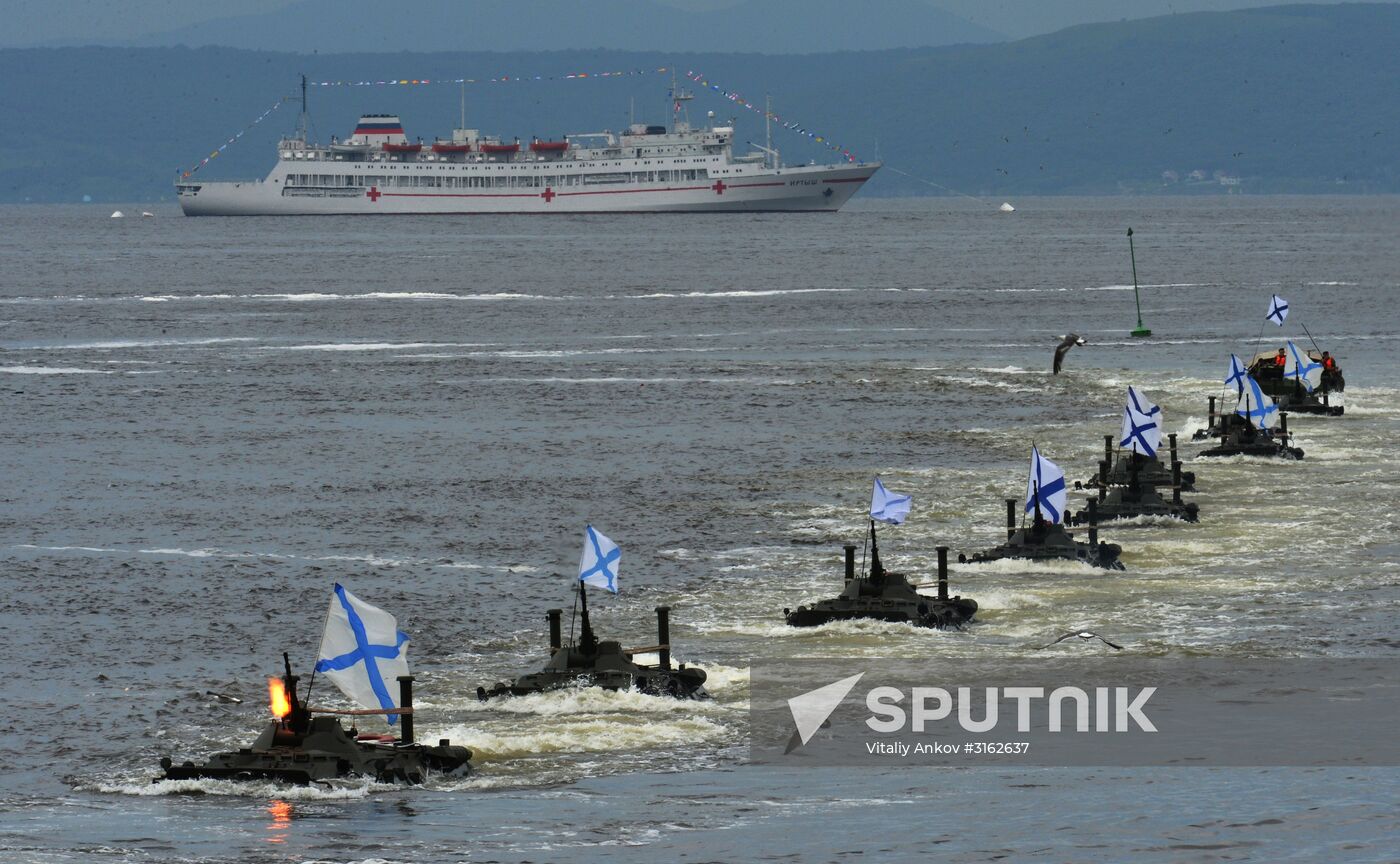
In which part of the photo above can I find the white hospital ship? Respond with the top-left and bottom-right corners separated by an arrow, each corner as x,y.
176,83 -> 879,216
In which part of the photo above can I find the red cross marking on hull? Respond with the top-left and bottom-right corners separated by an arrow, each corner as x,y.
366,186 -> 382,202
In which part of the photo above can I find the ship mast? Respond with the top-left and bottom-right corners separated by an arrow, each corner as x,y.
749,94 -> 782,170
669,68 -> 693,132
765,93 -> 772,170
295,74 -> 309,143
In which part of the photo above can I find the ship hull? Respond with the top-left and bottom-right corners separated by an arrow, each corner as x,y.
178,163 -> 878,216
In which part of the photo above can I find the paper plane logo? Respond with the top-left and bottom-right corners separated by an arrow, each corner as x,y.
785,672 -> 865,754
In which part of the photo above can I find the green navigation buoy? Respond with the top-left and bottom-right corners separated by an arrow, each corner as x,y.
1127,227 -> 1152,337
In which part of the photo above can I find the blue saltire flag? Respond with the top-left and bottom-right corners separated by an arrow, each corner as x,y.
1225,354 -> 1249,397
869,476 -> 912,525
1120,386 -> 1163,458
1285,340 -> 1323,393
315,584 -> 410,724
578,524 -> 620,593
1266,294 -> 1289,326
1236,375 -> 1278,431
1025,446 -> 1068,525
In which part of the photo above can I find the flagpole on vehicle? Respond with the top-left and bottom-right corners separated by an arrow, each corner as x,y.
303,588 -> 336,708
568,578 -> 579,648
1254,296 -> 1282,364
859,519 -> 869,579
1299,322 -> 1323,355
1250,296 -> 1280,363
576,579 -> 597,653
303,664 -> 318,708
1025,443 -> 1036,529
868,520 -> 880,581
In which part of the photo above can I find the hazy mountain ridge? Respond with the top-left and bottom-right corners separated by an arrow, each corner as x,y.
3,4 -> 1397,202
130,0 -> 1005,54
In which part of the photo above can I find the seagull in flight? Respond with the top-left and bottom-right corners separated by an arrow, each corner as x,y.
1039,630 -> 1123,650
1053,333 -> 1086,375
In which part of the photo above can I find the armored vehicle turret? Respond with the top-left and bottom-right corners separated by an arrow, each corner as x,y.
785,527 -> 977,629
1195,396 -> 1304,459
963,447 -> 1126,570
962,497 -> 1125,571
1081,433 -> 1196,492
1073,434 -> 1199,524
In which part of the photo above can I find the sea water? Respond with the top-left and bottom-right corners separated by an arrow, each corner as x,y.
0,196 -> 1397,862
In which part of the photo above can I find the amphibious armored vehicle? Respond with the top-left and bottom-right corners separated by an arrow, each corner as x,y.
1073,434 -> 1199,524
962,498 -> 1125,570
784,526 -> 977,629
1195,401 -> 1304,459
1080,433 -> 1196,492
158,657 -> 472,786
478,601 -> 708,700
1248,348 -> 1344,416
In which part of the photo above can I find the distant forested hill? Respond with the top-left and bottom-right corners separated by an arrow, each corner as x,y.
129,0 -> 1005,54
3,4 -> 1397,202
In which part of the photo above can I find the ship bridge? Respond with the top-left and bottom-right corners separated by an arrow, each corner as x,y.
345,115 -> 408,146
571,122 -> 733,161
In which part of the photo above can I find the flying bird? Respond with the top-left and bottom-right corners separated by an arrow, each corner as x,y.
1038,631 -> 1123,650
1052,333 -> 1086,375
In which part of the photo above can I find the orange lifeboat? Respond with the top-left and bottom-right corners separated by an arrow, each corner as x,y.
530,140 -> 569,153
431,142 -> 471,154
382,142 -> 423,154
481,143 -> 520,155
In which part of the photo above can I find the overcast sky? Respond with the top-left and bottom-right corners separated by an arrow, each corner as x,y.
4,0 -> 1394,46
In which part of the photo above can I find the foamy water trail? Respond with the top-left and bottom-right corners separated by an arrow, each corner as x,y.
8,543 -> 533,573
255,341 -> 495,352
436,716 -> 729,761
4,337 -> 257,350
460,376 -> 800,386
1087,282 -> 1205,291
139,291 -> 566,302
0,365 -> 111,375
629,288 -> 862,299
93,776 -> 394,799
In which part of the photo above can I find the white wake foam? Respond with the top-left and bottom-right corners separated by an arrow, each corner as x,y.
431,715 -> 729,761
8,337 -> 256,350
0,365 -> 111,375
629,288 -> 857,299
